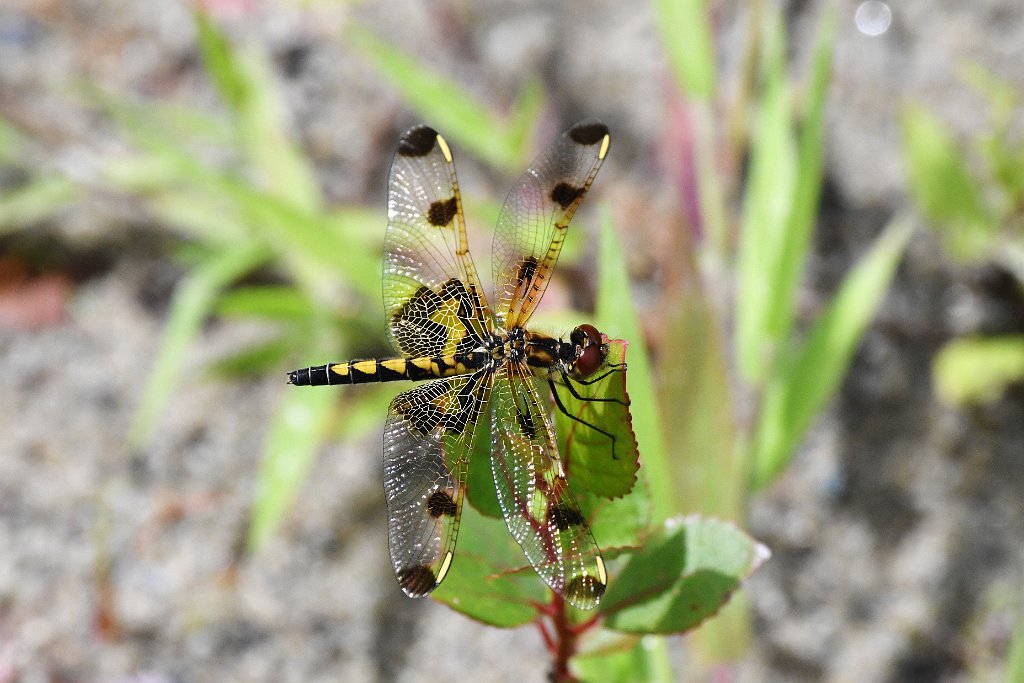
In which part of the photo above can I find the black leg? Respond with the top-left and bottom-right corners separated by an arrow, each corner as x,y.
549,379 -> 620,460
557,369 -> 629,407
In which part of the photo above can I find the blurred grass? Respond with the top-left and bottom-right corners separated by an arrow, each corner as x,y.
0,119 -> 79,235
347,24 -> 543,172
903,65 -> 1024,408
655,2 -> 912,669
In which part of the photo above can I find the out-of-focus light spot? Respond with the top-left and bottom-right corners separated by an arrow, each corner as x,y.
855,1 -> 892,36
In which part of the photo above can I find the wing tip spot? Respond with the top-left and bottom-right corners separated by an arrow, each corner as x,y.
398,125 -> 438,157
398,564 -> 438,597
565,573 -> 607,609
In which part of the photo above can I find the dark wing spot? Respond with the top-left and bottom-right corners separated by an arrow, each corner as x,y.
516,256 -> 539,284
568,121 -> 609,146
427,196 -> 458,226
551,182 -> 584,209
564,574 -> 606,605
397,564 -> 438,597
549,503 -> 585,531
394,396 -> 445,435
398,125 -> 438,156
427,489 -> 458,517
516,411 -> 536,439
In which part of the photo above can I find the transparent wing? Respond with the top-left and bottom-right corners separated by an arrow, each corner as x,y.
491,120 -> 610,330
489,362 -> 607,609
383,370 -> 491,597
384,125 -> 491,357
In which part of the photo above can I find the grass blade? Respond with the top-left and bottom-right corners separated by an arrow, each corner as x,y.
0,176 -> 78,235
247,386 -> 337,551
129,243 -> 271,447
764,8 -> 835,349
734,11 -> 797,385
346,25 -> 538,170
195,10 -> 321,210
901,104 -> 991,260
654,0 -> 716,100
752,215 -> 913,488
933,336 -> 1024,405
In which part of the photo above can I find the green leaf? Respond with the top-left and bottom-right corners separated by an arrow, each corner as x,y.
554,340 -> 639,499
346,25 -> 537,170
751,216 -> 913,488
129,243 -> 271,447
574,636 -> 674,683
654,0 -> 716,100
933,336 -> 1024,405
466,417 -> 502,518
247,386 -> 337,551
901,104 -> 992,260
596,209 -> 672,523
431,502 -> 546,627
600,516 -> 768,634
581,470 -> 650,553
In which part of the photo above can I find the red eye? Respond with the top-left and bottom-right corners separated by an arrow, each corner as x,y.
576,344 -> 603,377
578,323 -> 602,345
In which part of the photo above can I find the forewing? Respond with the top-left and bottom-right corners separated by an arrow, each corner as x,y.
489,363 -> 607,609
384,125 -> 491,357
492,121 -> 610,330
383,370 -> 491,598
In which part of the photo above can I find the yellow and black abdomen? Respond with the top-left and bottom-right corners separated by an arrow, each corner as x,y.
288,352 -> 487,386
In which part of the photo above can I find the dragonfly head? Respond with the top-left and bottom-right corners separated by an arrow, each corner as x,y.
569,323 -> 608,378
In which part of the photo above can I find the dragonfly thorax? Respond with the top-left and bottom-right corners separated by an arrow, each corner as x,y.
522,324 -> 608,379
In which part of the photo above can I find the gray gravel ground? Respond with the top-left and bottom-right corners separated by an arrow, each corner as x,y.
2,1 -> 1024,681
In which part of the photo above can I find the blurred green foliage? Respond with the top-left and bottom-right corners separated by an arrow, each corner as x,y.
902,65 -> 1024,406
0,118 -> 79,235
653,1 -> 910,669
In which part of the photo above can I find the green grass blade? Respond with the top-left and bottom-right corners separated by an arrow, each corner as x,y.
247,386 -> 337,551
752,216 -> 913,488
0,176 -> 78,235
195,10 -> 321,210
735,11 -> 797,385
1008,611 -> 1024,683
129,243 -> 271,447
596,208 -> 671,523
346,25 -> 537,170
933,336 -> 1024,405
654,0 -> 716,100
194,10 -> 248,110
900,104 -> 991,260
764,8 -> 835,348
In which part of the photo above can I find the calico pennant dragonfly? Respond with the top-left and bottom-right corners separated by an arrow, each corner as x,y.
288,121 -> 622,609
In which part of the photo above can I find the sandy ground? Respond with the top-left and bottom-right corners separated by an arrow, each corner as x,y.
2,1 -> 1024,681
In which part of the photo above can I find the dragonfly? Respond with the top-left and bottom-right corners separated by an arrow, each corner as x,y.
288,120 -> 623,610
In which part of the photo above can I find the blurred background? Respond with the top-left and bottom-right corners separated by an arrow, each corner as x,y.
2,0 -> 1024,681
